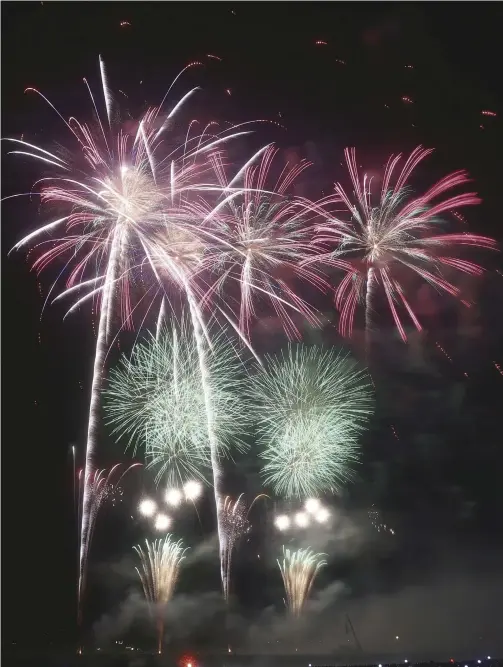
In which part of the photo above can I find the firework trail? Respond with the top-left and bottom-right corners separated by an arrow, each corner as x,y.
105,319 -> 246,485
220,495 -> 252,601
277,546 -> 326,617
368,505 -> 395,535
134,535 -> 187,654
77,463 -> 141,608
308,146 -> 497,347
248,345 -> 373,498
7,59 -> 257,617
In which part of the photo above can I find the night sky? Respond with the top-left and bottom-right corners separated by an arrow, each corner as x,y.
2,2 -> 503,658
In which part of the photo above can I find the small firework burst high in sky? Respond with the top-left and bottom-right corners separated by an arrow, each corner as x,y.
249,345 -> 373,498
309,146 -> 497,345
134,535 -> 187,654
277,546 -> 327,617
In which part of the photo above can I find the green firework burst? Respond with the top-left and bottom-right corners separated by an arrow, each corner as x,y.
249,345 -> 373,498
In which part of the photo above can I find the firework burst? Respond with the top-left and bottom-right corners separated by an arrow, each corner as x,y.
7,58 -> 255,619
310,146 -> 497,344
277,546 -> 326,617
134,535 -> 187,653
105,318 -> 247,485
249,345 -> 373,498
186,145 -> 328,340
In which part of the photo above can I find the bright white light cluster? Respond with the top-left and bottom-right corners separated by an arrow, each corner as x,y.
138,480 -> 203,531
274,498 -> 331,532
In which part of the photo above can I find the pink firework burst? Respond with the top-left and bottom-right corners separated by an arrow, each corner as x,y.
311,145 -> 497,344
6,57 -> 255,624
184,145 -> 329,340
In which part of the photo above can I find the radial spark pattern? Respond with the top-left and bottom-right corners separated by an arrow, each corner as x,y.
186,145 -> 328,340
312,146 -> 497,342
105,320 -> 247,486
249,346 -> 373,498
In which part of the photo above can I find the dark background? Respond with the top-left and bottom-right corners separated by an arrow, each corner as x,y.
2,1 -> 503,658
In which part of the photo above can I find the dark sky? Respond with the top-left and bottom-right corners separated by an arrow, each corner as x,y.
2,1 -> 503,658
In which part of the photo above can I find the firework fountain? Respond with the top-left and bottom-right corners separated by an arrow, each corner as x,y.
277,546 -> 326,617
76,463 -> 141,610
219,495 -> 251,601
134,535 -> 187,654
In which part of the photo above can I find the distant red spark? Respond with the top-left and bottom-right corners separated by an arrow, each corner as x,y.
436,342 -> 452,363
493,361 -> 503,377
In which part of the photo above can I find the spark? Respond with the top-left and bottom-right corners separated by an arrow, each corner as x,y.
248,345 -> 373,498
481,110 -> 497,117
134,535 -> 187,653
304,498 -> 321,514
184,479 -> 203,501
165,488 -> 183,507
315,507 -> 330,523
275,514 -> 291,531
368,505 -> 395,535
494,361 -> 503,377
294,511 -> 310,528
277,546 -> 326,617
309,146 -> 497,346
436,341 -> 453,363
139,498 -> 157,517
154,513 -> 171,531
